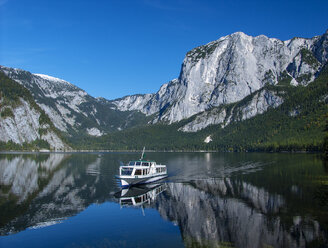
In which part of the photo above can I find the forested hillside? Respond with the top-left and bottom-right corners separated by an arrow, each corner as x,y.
70,66 -> 327,152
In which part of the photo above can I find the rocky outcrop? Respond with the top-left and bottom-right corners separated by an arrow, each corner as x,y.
180,88 -> 283,132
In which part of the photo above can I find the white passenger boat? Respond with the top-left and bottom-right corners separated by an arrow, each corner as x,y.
116,147 -> 168,188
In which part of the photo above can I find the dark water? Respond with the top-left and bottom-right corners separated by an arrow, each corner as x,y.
0,152 -> 327,248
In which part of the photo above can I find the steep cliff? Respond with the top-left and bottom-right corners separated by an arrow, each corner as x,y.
0,72 -> 68,150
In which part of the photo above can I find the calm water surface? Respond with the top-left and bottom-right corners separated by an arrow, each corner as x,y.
0,152 -> 327,248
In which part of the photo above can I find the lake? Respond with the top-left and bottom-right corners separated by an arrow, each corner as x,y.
0,152 -> 327,248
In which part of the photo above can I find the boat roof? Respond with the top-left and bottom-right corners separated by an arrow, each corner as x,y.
128,160 -> 155,163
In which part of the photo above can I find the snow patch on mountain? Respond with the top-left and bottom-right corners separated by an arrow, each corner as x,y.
34,74 -> 73,86
204,135 -> 212,143
87,127 -> 103,137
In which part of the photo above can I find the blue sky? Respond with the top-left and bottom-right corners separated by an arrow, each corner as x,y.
0,0 -> 327,100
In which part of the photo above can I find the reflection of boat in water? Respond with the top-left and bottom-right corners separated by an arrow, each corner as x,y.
115,184 -> 167,207
116,147 -> 168,188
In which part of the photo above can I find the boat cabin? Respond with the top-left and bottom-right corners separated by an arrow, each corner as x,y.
119,160 -> 166,177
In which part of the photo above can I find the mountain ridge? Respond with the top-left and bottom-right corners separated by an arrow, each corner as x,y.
0,65 -> 150,139
0,30 -> 327,151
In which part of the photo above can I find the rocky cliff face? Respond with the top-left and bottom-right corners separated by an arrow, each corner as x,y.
179,88 -> 284,132
0,98 -> 67,150
112,30 -> 328,128
0,72 -> 68,150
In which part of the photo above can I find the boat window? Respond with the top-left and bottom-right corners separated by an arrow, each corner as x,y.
135,169 -> 142,175
136,162 -> 141,166
143,195 -> 148,201
135,196 -> 142,203
142,162 -> 149,166
121,167 -> 133,175
129,161 -> 135,166
143,169 -> 148,175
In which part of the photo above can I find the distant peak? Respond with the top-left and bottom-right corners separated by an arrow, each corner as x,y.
223,31 -> 256,42
228,31 -> 254,39
231,31 -> 247,36
34,73 -> 71,85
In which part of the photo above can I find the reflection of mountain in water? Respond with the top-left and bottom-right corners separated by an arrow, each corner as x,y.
0,153 -> 327,247
0,154 -> 68,204
0,154 -> 113,235
156,180 -> 325,248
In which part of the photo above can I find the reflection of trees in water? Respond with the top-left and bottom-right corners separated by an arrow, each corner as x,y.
314,185 -> 328,207
323,158 -> 328,173
155,179 -> 327,248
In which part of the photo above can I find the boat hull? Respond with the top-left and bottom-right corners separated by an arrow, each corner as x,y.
116,174 -> 168,188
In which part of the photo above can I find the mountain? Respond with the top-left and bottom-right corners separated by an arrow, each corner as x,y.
112,30 -> 328,130
0,30 -> 327,151
0,66 -> 149,139
0,72 -> 69,150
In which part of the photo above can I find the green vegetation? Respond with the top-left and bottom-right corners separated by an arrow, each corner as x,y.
296,73 -> 312,84
0,139 -> 50,151
70,66 -> 327,152
324,121 -> 328,159
208,66 -> 327,152
186,41 -> 221,63
0,71 -> 37,109
277,70 -> 292,86
0,107 -> 14,118
300,48 -> 320,67
263,69 -> 275,85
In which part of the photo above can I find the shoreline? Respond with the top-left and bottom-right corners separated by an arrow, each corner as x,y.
0,149 -> 322,154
